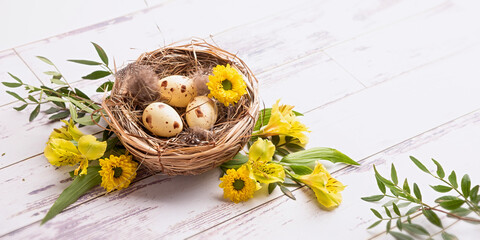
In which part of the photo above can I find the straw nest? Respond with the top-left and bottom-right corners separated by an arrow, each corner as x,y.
101,40 -> 260,175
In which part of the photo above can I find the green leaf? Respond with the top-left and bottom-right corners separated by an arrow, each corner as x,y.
461,174 -> 471,197
430,185 -> 453,193
29,105 -> 40,122
43,71 -> 61,77
382,199 -> 398,207
406,205 -> 421,215
367,220 -> 382,229
281,147 -> 359,165
74,88 -> 91,100
51,78 -> 66,85
403,223 -> 429,235
49,111 -> 70,120
361,195 -> 384,202
36,56 -> 54,65
371,208 -> 382,219
470,185 -> 479,202
68,59 -> 103,65
91,42 -> 108,65
46,96 -> 67,102
409,156 -> 429,174
68,97 -> 93,113
289,165 -> 313,175
82,70 -> 111,80
74,114 -> 100,126
8,72 -> 22,83
275,148 -> 290,157
42,166 -> 102,224
268,183 -> 277,194
392,203 -> 401,216
6,91 -> 26,102
377,176 -> 387,194
431,159 -> 445,178
14,104 -> 28,111
384,206 -> 392,218
448,171 -> 458,188
413,183 -> 422,201
403,179 -> 411,194
441,232 -> 458,240
396,218 -> 403,231
27,95 -> 38,103
279,185 -> 296,200
389,231 -> 413,240
2,82 -> 22,88
285,143 -> 305,153
386,219 -> 391,233
44,107 -> 61,114
449,207 -> 472,217
422,208 -> 443,228
69,103 -> 78,121
373,165 -> 395,187
435,196 -> 464,210
391,164 -> 398,185
397,202 -> 411,208
220,153 -> 249,170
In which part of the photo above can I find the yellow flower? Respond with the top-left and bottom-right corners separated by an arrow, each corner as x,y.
247,139 -> 285,184
297,162 -> 345,209
219,165 -> 257,203
48,120 -> 83,141
44,134 -> 107,175
44,138 -> 84,166
257,100 -> 309,144
99,155 -> 138,192
207,64 -> 247,106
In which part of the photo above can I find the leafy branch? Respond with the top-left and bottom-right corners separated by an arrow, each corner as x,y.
362,156 -> 480,240
2,42 -> 114,124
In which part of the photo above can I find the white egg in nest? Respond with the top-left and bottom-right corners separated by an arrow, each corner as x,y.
186,96 -> 218,130
142,102 -> 183,137
158,75 -> 196,107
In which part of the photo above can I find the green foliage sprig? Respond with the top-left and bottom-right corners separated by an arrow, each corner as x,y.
2,42 -> 113,125
362,156 -> 480,240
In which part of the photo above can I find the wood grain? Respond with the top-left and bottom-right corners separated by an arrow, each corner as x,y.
325,0 -> 480,86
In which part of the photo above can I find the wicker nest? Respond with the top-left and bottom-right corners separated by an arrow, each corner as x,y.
101,40 -> 260,175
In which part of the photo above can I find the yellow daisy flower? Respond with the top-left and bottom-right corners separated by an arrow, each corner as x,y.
298,162 -> 346,209
219,165 -> 257,203
99,155 -> 138,192
207,64 -> 247,106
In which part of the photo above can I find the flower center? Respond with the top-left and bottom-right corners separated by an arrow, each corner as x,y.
113,167 -> 123,178
233,179 -> 245,190
221,80 -> 232,90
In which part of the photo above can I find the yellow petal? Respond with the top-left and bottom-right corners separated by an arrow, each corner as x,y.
44,138 -> 82,166
249,161 -> 285,184
248,138 -> 275,163
78,135 -> 107,160
64,119 -> 84,141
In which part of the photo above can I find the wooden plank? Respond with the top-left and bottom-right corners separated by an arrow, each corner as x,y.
0,49 -> 361,236
211,0 -> 446,74
324,0 -> 480,86
5,42 -> 480,238
12,0 -> 308,88
0,0 -> 147,51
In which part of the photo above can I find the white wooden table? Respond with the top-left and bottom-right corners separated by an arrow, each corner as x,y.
1,0 -> 480,239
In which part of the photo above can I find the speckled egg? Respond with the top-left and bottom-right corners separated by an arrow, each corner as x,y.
158,75 -> 196,107
142,102 -> 183,137
186,96 -> 218,130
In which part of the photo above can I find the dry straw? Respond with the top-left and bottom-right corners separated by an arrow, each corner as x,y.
101,39 -> 260,175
